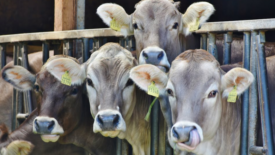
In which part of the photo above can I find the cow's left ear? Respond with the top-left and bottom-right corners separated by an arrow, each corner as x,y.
181,2 -> 215,35
130,64 -> 168,92
97,3 -> 132,37
46,58 -> 86,86
1,66 -> 35,91
221,68 -> 254,97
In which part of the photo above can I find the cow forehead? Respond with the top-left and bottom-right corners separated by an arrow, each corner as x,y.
169,61 -> 221,94
134,0 -> 179,21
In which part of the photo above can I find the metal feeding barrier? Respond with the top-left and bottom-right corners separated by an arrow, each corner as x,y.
0,18 -> 275,155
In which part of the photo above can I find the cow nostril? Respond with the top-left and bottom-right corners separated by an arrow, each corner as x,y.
142,52 -> 148,59
34,119 -> 39,130
113,114 -> 119,127
172,127 -> 179,139
97,115 -> 104,126
157,51 -> 164,59
47,120 -> 55,131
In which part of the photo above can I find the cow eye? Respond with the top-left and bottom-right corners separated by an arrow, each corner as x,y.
125,79 -> 134,87
133,23 -> 138,29
166,89 -> 174,97
34,84 -> 40,92
86,78 -> 94,87
208,90 -> 218,98
172,22 -> 178,29
71,88 -> 78,95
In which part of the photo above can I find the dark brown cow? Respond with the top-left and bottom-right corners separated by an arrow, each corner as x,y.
130,49 -> 254,155
84,43 -> 151,155
1,55 -> 116,155
97,0 -> 215,72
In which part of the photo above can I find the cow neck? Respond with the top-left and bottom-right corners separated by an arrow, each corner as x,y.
203,98 -> 241,155
123,87 -> 152,154
58,95 -> 116,155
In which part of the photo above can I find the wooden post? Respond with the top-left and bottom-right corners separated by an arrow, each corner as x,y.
54,0 -> 76,31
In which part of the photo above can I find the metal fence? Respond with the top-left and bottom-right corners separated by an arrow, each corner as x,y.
0,18 -> 275,155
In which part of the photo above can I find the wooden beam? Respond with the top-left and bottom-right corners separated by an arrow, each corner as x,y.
54,0 -> 76,31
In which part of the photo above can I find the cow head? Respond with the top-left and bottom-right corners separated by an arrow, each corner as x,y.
97,0 -> 215,71
1,56 -> 86,143
130,49 -> 254,153
85,43 -> 137,138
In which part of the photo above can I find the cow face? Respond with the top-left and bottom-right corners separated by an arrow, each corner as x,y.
85,43 -> 137,138
130,49 -> 253,153
97,0 -> 215,71
2,56 -> 86,143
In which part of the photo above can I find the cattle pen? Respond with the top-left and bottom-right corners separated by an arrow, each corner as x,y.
0,18 -> 275,155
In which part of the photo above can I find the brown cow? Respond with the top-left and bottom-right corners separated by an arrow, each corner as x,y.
1,55 -> 116,155
97,0 -> 215,72
130,49 -> 254,155
84,43 -> 151,155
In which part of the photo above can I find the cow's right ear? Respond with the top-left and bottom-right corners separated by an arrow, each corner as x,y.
130,64 -> 168,92
97,3 -> 132,37
1,66 -> 35,91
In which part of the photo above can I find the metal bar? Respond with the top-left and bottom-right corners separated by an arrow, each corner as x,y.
257,31 -> 274,155
82,38 -> 90,62
249,146 -> 266,154
223,32 -> 233,65
248,31 -> 258,155
240,32 -> 250,155
200,34 -> 207,50
20,43 -> 33,114
121,140 -> 129,155
208,33 -> 218,60
116,138 -> 122,155
63,40 -> 73,56
0,44 -> 6,69
151,99 -> 160,155
76,0 -> 85,30
42,41 -> 50,64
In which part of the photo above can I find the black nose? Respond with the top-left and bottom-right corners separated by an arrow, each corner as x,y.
97,114 -> 120,130
34,119 -> 55,134
172,126 -> 194,142
142,51 -> 165,64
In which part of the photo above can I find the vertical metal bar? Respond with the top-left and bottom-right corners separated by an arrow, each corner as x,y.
241,32 -> 250,155
208,33 -> 218,60
122,140 -> 130,155
257,31 -> 274,155
223,32 -> 233,65
0,44 -> 6,69
248,31 -> 258,155
16,44 -> 24,124
200,34 -> 207,50
82,38 -> 90,62
63,40 -> 73,56
21,43 -> 33,114
11,43 -> 19,131
76,0 -> 85,30
151,99 -> 160,155
116,138 -> 122,155
42,41 -> 50,64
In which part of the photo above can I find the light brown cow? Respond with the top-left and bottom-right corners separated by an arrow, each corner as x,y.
83,43 -> 151,155
97,0 -> 215,71
130,49 -> 254,155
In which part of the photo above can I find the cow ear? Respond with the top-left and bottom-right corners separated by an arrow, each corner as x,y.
45,58 -> 86,86
1,66 -> 35,91
181,2 -> 215,35
1,140 -> 34,155
221,68 -> 254,97
97,3 -> 132,37
130,64 -> 168,92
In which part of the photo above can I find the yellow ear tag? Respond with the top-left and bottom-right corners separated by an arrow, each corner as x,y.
61,71 -> 71,86
147,81 -> 159,97
189,18 -> 200,32
227,85 -> 238,103
110,18 -> 122,31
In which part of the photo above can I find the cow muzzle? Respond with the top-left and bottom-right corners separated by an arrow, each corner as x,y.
139,46 -> 170,73
93,109 -> 126,138
33,116 -> 64,143
170,121 -> 203,151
